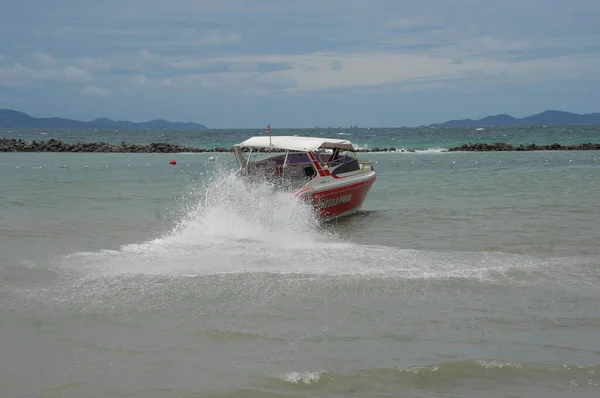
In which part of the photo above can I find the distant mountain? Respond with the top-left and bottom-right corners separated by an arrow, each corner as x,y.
0,109 -> 207,130
430,110 -> 600,127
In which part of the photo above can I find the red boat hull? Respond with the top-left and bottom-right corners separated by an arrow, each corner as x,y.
298,176 -> 376,221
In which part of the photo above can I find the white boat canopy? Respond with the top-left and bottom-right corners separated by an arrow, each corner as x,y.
234,136 -> 356,152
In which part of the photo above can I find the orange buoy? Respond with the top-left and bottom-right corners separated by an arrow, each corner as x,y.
169,159 -> 176,165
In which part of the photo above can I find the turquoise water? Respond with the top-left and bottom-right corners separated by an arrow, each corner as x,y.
1,127 -> 600,397
3,125 -> 600,151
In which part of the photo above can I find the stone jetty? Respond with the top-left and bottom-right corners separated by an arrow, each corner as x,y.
448,142 -> 600,152
0,138 -> 227,153
0,138 -> 403,153
1,138 -> 600,153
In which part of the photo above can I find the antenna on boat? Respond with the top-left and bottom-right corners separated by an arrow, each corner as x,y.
266,123 -> 271,146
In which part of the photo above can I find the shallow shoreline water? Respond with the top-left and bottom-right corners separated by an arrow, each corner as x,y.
1,127 -> 600,397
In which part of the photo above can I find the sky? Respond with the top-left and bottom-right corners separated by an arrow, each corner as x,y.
1,0 -> 600,128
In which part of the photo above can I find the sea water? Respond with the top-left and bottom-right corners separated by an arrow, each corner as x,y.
1,126 -> 599,397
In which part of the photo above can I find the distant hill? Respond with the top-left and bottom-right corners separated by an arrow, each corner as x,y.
430,110 -> 600,127
0,109 -> 207,130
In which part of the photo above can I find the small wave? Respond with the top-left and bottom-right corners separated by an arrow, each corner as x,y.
388,147 -> 448,153
265,360 -> 600,388
79,342 -> 145,355
55,241 -> 570,284
474,359 -> 523,369
354,147 -> 449,153
189,328 -> 285,342
271,370 -> 330,385
413,147 -> 448,153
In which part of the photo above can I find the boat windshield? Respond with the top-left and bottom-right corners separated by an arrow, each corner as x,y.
233,145 -> 359,191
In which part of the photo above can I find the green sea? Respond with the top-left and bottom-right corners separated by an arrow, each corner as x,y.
1,126 -> 599,397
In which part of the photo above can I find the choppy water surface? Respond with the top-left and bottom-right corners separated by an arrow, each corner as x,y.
3,125 -> 600,151
1,127 -> 600,397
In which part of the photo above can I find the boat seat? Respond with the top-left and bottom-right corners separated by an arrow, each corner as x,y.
283,164 -> 314,179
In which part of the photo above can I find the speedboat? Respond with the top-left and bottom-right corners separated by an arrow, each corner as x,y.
231,136 -> 376,221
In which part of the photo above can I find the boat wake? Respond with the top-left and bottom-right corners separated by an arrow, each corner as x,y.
4,166 -> 592,321
180,168 -> 325,244
55,168 -> 358,277
43,167 -> 591,291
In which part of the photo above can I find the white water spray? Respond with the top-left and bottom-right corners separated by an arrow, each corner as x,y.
57,168 -> 355,277
51,167 -> 586,287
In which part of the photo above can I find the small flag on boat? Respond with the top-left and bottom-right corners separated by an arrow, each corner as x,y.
265,124 -> 271,134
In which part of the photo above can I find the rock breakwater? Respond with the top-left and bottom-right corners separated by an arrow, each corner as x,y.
448,142 -> 600,151
2,138 -> 600,153
0,138 -> 403,153
0,138 -> 226,153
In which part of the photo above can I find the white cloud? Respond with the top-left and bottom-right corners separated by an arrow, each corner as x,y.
81,85 -> 110,97
132,74 -> 179,88
78,56 -> 112,73
72,49 -> 228,75
0,63 -> 32,85
186,29 -> 241,46
99,29 -> 243,50
63,66 -> 93,82
132,74 -> 148,86
257,52 -> 475,92
136,49 -> 599,94
129,67 -> 297,96
29,52 -> 56,68
1,0 -> 599,127
5,28 -> 600,97
53,38 -> 599,98
384,17 -> 439,30
0,60 -> 94,85
0,62 -> 56,85
227,61 -> 261,73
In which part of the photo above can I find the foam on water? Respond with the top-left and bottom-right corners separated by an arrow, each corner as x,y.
412,147 -> 448,153
55,168 -> 356,277
347,147 -> 450,153
266,361 -> 600,393
272,370 -> 329,384
49,167 -> 592,287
